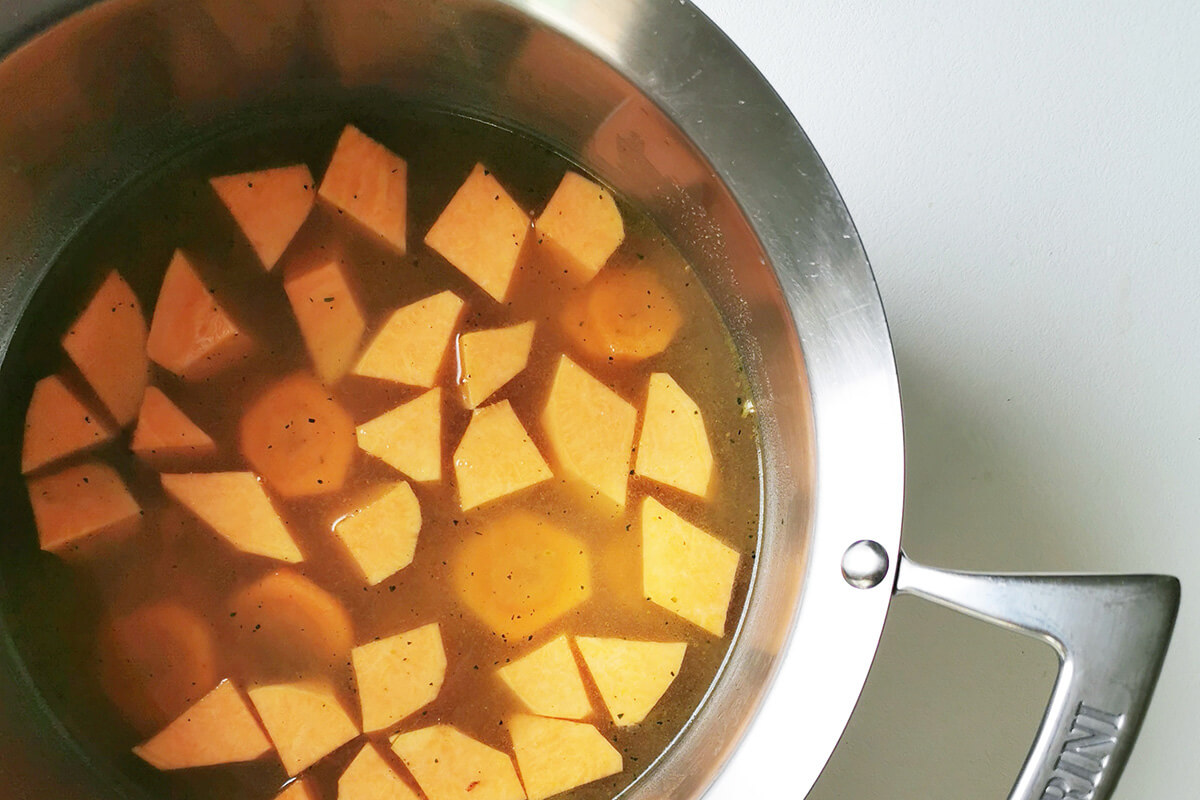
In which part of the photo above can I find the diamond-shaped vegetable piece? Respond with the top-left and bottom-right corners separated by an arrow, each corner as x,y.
284,259 -> 366,384
533,171 -> 624,282
353,291 -> 464,386
319,125 -> 408,251
575,637 -> 686,726
508,714 -> 621,800
161,472 -> 302,563
453,400 -> 551,511
22,375 -> 115,473
211,164 -> 315,270
391,725 -> 525,800
133,680 -> 273,770
458,321 -> 535,409
131,386 -> 216,461
356,388 -> 442,482
352,622 -> 446,732
248,681 -> 360,776
340,742 -> 422,800
634,373 -> 713,497
334,481 -> 421,585
497,635 -> 591,720
28,461 -> 140,552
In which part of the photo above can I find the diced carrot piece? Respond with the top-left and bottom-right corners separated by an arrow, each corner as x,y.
634,373 -> 713,497
453,400 -> 552,511
355,388 -> 442,482
424,164 -> 530,302
229,569 -> 354,674
496,635 -> 591,720
98,601 -> 217,733
283,259 -> 366,384
147,251 -> 254,380
210,164 -> 316,270
161,472 -> 302,563
248,681 -> 360,776
541,355 -> 636,506
333,481 -> 421,585
533,172 -> 624,282
352,622 -> 446,733
508,714 -> 621,800
457,321 -> 535,409
391,725 -> 525,800
27,461 -> 140,552
452,511 -> 590,640
239,373 -> 356,498
275,777 -> 319,800
340,743 -> 421,800
353,291 -> 464,387
21,375 -> 115,473
133,680 -> 274,770
319,125 -> 408,251
559,268 -> 681,365
130,386 -> 216,461
575,637 -> 687,727
61,270 -> 148,426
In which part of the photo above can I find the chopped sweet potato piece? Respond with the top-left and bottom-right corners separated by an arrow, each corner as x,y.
229,569 -> 354,673
130,386 -> 216,460
391,725 -> 525,800
457,321 -> 535,409
248,681 -> 360,776
424,164 -> 529,302
353,291 -> 464,386
355,388 -> 442,482
333,481 -> 421,585
508,714 -> 621,800
496,635 -> 591,720
340,743 -> 421,800
559,268 -> 681,365
27,461 -> 140,552
575,637 -> 686,727
452,511 -> 590,640
161,472 -> 302,563
284,260 -> 366,384
133,680 -> 273,770
352,622 -> 446,732
21,375 -> 115,473
147,251 -> 254,380
533,172 -> 624,282
62,270 -> 148,426
211,164 -> 316,270
453,400 -> 552,510
319,125 -> 408,251
275,777 -> 319,800
239,373 -> 356,498
634,373 -> 713,497
541,355 -> 635,506
641,497 -> 739,636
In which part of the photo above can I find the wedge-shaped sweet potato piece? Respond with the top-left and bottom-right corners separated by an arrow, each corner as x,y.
424,164 -> 529,302
356,388 -> 441,482
452,511 -> 590,640
319,125 -> 408,251
240,373 -> 356,498
533,172 -> 624,283
284,260 -> 366,384
642,497 -> 738,636
352,622 -> 446,733
333,481 -> 421,585
161,472 -> 302,563
542,355 -> 635,506
575,637 -> 686,727
22,375 -> 115,473
497,635 -> 590,720
634,373 -> 713,497
453,400 -> 552,511
230,569 -> 353,673
354,291 -> 464,386
275,777 -> 319,800
131,386 -> 216,460
28,461 -> 140,552
508,714 -> 621,800
248,681 -> 360,776
133,680 -> 273,770
340,743 -> 421,800
62,270 -> 148,426
147,251 -> 254,380
391,725 -> 525,800
559,268 -> 681,365
211,164 -> 316,270
458,321 -> 535,409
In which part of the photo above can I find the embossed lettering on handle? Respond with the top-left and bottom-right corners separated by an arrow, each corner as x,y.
1040,704 -> 1124,800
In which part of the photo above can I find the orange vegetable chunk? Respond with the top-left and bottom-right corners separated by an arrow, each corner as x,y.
496,634 -> 591,720
248,681 -> 360,776
559,268 -> 681,365
61,270 -> 148,426
575,637 -> 686,727
27,461 -> 140,552
340,743 -> 421,800
229,569 -> 354,673
453,400 -> 552,510
130,386 -> 216,460
457,321 -> 535,409
275,777 -> 319,800
533,171 -> 624,282
21,375 -> 115,473
333,481 -> 422,585
147,251 -> 254,380
424,164 -> 529,302
634,373 -> 713,497
133,680 -> 274,770
352,622 -> 446,732
391,725 -> 525,800
508,714 -> 621,800
210,164 -> 316,270
319,125 -> 408,251
353,291 -> 464,387
284,259 -> 366,384
161,472 -> 302,563
239,373 -> 356,497
355,388 -> 442,482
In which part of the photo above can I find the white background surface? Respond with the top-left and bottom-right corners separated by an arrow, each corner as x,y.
693,1 -> 1199,798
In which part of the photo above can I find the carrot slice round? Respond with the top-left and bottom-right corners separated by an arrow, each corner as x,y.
562,268 -> 682,364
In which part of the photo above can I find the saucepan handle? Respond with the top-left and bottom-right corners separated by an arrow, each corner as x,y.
893,553 -> 1179,800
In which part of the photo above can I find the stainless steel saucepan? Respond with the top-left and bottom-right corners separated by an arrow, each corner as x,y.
0,1 -> 1179,798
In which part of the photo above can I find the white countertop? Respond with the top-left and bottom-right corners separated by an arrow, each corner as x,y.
694,1 -> 1199,797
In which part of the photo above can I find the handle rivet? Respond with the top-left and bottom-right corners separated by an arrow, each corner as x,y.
842,540 -> 890,589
